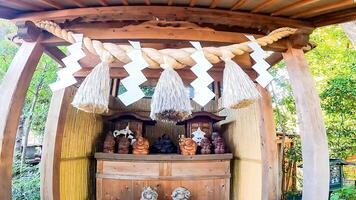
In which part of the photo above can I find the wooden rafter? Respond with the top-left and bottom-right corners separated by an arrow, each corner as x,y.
291,0 -> 355,19
98,0 -> 108,6
43,46 -> 66,67
167,0 -> 173,6
251,0 -> 279,13
231,0 -> 247,11
0,0 -> 43,11
121,0 -> 129,6
38,0 -> 64,10
271,0 -> 320,16
210,0 -> 220,8
189,0 -> 197,7
144,0 -> 151,6
0,6 -> 19,19
72,0 -> 85,8
310,7 -> 356,27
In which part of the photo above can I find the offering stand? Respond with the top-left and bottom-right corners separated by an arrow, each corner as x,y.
95,153 -> 232,200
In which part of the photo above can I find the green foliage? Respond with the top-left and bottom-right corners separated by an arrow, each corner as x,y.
12,155 -> 40,200
320,75 -> 356,159
330,186 -> 356,200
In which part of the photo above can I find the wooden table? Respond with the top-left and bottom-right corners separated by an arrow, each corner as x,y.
95,153 -> 232,200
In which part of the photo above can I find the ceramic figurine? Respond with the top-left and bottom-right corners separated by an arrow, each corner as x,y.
151,134 -> 177,154
179,137 -> 197,155
200,137 -> 212,154
140,187 -> 158,200
171,187 -> 191,200
213,135 -> 225,154
191,127 -> 206,146
113,125 -> 136,145
117,137 -> 130,154
103,132 -> 115,153
133,136 -> 150,155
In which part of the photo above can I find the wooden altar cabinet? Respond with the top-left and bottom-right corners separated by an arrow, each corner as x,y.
95,153 -> 233,200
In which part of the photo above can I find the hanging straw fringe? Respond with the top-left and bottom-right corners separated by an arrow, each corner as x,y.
150,64 -> 192,123
72,61 -> 111,114
222,59 -> 261,109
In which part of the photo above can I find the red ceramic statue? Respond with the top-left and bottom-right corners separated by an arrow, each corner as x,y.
179,138 -> 197,155
132,136 -> 150,155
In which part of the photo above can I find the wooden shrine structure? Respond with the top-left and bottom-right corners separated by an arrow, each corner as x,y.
0,0 -> 355,200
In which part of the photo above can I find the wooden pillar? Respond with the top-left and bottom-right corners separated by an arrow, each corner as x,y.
0,41 -> 43,199
258,86 -> 279,200
282,47 -> 329,200
41,87 -> 74,200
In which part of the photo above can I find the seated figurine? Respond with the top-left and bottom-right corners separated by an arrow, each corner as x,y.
151,134 -> 177,154
103,132 -> 115,153
213,135 -> 225,154
117,137 -> 130,154
179,138 -> 197,156
200,137 -> 212,154
133,136 -> 150,155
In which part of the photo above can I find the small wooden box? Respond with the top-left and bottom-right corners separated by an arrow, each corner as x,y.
177,111 -> 225,139
104,112 -> 155,137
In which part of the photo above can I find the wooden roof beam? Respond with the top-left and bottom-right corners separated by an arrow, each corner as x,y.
13,6 -> 314,32
38,0 -> 64,10
72,0 -> 86,8
210,0 -> 220,8
0,0 -> 43,11
0,6 -> 19,19
271,0 -> 320,16
189,0 -> 197,7
251,0 -> 279,13
231,0 -> 247,11
121,0 -> 129,6
310,7 -> 356,27
291,0 -> 355,19
98,0 -> 109,6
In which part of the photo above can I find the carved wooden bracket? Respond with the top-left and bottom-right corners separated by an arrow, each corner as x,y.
15,21 -> 41,42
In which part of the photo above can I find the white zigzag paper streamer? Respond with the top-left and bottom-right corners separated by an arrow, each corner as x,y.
118,41 -> 149,106
246,35 -> 273,88
49,34 -> 85,91
190,41 -> 215,107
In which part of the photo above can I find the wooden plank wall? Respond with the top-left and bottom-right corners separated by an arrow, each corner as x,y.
220,103 -> 262,200
59,87 -> 103,200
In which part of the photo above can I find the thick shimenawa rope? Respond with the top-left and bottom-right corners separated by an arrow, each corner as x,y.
34,20 -> 298,68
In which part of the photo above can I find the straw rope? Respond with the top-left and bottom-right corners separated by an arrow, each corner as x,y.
35,20 -> 297,68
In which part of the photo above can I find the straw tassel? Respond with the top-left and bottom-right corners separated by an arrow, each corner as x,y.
222,58 -> 261,109
150,60 -> 192,122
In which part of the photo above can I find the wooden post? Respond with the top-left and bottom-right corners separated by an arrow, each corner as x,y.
0,41 -> 43,199
258,86 -> 279,200
40,87 -> 74,200
282,47 -> 329,200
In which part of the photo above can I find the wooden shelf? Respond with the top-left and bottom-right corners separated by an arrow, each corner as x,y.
95,152 -> 233,161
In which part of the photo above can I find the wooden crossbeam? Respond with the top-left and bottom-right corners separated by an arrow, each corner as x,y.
38,0 -> 64,10
310,8 -> 356,27
231,0 -> 247,11
0,0 -> 43,11
13,6 -> 313,32
271,0 -> 320,16
291,0 -> 355,19
251,0 -> 279,13
43,46 -> 66,67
